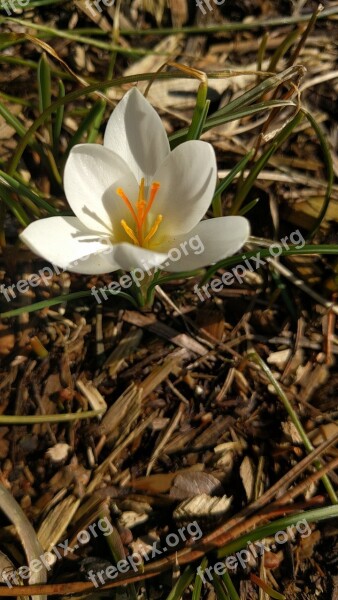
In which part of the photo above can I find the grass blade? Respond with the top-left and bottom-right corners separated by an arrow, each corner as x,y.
53,78 -> 65,154
217,505 -> 338,558
0,183 -> 31,226
192,558 -> 208,600
0,289 -> 139,318
248,348 -> 338,504
231,111 -> 304,213
201,244 -> 338,284
212,574 -> 230,599
165,566 -> 195,600
0,410 -> 105,424
186,81 -> 209,141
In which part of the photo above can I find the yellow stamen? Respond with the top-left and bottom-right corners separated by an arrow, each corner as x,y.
142,182 -> 160,226
116,180 -> 162,247
143,214 -> 163,244
137,177 -> 146,224
120,219 -> 139,245
116,187 -> 138,223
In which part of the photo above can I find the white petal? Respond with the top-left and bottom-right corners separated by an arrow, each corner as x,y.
111,243 -> 168,272
64,144 -> 135,233
103,88 -> 170,184
150,141 -> 217,239
20,217 -> 119,274
155,216 -> 250,272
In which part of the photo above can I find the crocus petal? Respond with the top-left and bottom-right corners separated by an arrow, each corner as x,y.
64,144 -> 135,234
20,217 -> 120,274
110,242 -> 168,272
103,88 -> 170,184
155,216 -> 250,272
149,141 -> 217,239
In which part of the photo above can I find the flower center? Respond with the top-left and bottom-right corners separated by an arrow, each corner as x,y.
116,178 -> 162,247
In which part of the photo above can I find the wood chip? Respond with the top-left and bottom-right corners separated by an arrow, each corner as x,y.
173,493 -> 232,521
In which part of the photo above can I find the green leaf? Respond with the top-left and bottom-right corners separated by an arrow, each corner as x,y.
0,410 -> 105,424
37,53 -> 51,114
63,99 -> 107,161
0,101 -> 28,137
303,109 -> 334,236
186,81 -> 209,141
231,111 -> 304,214
213,150 -> 255,200
211,150 -> 255,217
222,572 -> 240,600
238,198 -> 259,216
217,505 -> 338,559
212,574 -> 230,600
165,566 -> 195,600
53,78 -> 65,154
0,170 -> 58,216
87,98 -> 107,143
201,244 -> 338,284
192,558 -> 208,600
0,289 -> 139,319
0,183 -> 31,226
248,348 -> 338,504
37,52 -> 53,144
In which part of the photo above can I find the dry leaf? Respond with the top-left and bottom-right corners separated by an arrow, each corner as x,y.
170,472 -> 224,500
240,456 -> 255,502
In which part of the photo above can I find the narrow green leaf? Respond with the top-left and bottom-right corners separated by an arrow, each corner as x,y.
201,244 -> 338,284
0,410 -> 105,424
119,6 -> 338,34
248,348 -> 338,504
0,289 -> 139,319
268,28 -> 299,72
192,558 -> 208,600
217,505 -> 338,558
231,111 -> 304,214
0,170 -> 58,216
165,566 -> 195,600
0,101 -> 27,137
37,52 -> 53,145
53,78 -> 65,153
269,267 -> 298,321
87,98 -> 106,143
64,99 -> 108,160
212,574 -> 230,600
37,53 -> 51,114
147,268 -> 205,298
171,99 -> 297,147
238,198 -> 259,216
186,81 -> 209,141
0,183 -> 31,226
213,150 -> 255,199
303,109 -> 334,236
222,572 -> 240,600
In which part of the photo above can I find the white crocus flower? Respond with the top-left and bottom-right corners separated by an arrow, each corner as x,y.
20,88 -> 249,274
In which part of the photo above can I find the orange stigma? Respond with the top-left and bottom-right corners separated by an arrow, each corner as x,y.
116,178 -> 162,246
